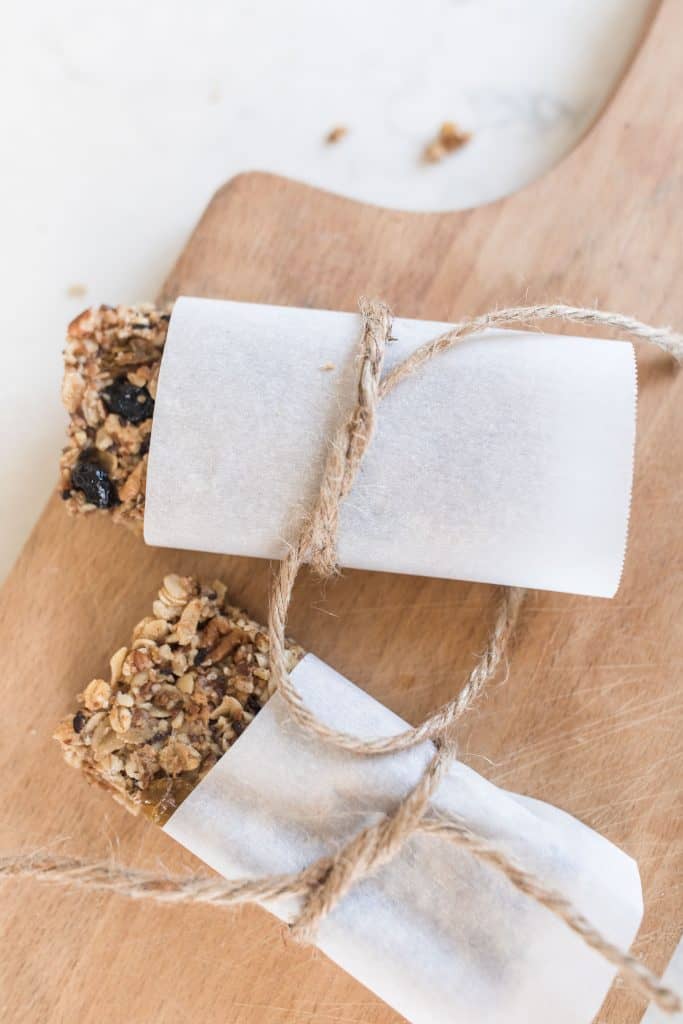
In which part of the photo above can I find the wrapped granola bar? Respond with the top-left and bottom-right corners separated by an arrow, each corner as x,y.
60,297 -> 638,597
56,575 -> 644,1024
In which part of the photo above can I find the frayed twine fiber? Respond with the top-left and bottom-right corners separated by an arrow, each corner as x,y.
6,303 -> 682,1012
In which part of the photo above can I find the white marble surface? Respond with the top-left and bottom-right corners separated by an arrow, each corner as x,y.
0,0 -> 654,581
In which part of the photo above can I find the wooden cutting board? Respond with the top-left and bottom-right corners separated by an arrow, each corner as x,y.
1,3 -> 681,1021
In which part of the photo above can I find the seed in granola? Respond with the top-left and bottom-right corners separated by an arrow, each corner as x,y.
61,489 -> 71,500
72,710 -> 86,733
102,375 -> 155,424
71,453 -> 119,509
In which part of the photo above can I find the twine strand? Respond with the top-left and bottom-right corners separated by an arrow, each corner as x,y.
4,302 -> 681,1014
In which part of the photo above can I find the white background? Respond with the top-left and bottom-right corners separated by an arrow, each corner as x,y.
0,0 -> 653,581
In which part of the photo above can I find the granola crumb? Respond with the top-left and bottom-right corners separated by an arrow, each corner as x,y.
320,362 -> 336,372
54,577 -> 305,824
422,121 -> 471,163
325,125 -> 348,145
66,283 -> 88,299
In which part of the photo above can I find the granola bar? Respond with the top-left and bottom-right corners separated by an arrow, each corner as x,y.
54,575 -> 304,824
60,304 -> 168,530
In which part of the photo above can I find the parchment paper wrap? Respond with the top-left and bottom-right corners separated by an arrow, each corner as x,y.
145,297 -> 637,598
165,653 -> 643,1024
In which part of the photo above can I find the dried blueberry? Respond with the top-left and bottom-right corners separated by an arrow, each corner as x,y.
71,454 -> 119,509
73,710 -> 86,733
194,647 -> 210,666
139,436 -> 150,455
61,489 -> 71,500
102,375 -> 155,424
245,694 -> 262,716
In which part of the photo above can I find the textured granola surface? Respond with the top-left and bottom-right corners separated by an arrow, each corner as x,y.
60,304 -> 167,529
54,575 -> 304,824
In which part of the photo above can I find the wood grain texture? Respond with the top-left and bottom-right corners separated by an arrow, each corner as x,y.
1,2 -> 682,1021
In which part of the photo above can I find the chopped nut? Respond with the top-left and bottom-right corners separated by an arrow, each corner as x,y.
91,717 -> 123,758
110,705 -> 132,734
205,629 -> 245,664
176,599 -> 202,645
161,574 -> 193,606
177,672 -> 195,694
138,618 -> 169,642
61,371 -> 86,414
170,650 -> 188,675
159,739 -> 201,775
82,679 -> 111,711
118,459 -> 145,503
210,695 -> 244,720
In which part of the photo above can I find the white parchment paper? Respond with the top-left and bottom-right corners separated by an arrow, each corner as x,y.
164,654 -> 643,1024
145,297 -> 637,598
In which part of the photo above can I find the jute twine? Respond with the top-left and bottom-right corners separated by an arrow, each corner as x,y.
4,302 -> 682,1013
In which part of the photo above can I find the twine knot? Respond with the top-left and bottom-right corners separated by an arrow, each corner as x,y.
307,298 -> 392,578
